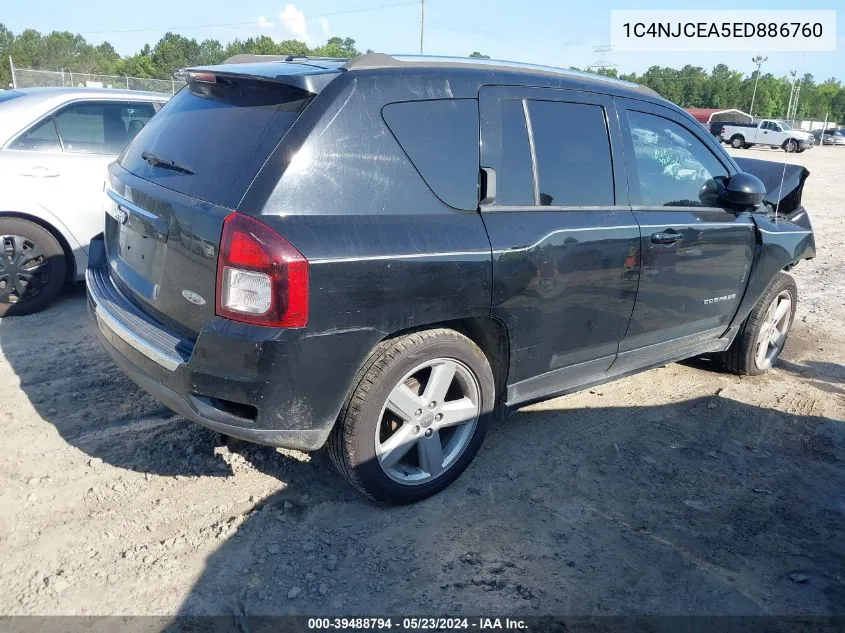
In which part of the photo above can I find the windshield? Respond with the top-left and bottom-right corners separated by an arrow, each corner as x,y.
778,121 -> 792,131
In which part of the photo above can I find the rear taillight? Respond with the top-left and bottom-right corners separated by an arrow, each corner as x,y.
215,212 -> 308,328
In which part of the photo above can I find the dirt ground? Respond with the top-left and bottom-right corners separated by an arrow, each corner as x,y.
0,146 -> 843,618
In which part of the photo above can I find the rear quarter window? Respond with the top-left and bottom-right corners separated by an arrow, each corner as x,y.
382,99 -> 479,211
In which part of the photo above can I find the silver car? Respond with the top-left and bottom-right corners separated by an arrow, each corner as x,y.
0,87 -> 170,316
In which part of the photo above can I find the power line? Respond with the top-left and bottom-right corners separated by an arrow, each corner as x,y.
78,0 -> 422,36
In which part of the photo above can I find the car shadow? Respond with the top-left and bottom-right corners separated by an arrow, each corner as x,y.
0,289 -> 232,477
170,397 -> 845,620
3,293 -> 844,619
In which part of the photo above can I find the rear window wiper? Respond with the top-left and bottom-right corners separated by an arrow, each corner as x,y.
141,151 -> 196,175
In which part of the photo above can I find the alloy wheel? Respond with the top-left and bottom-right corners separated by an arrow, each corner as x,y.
754,290 -> 792,370
375,358 -> 481,485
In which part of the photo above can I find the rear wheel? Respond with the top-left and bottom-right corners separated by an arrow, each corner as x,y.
0,218 -> 66,317
730,135 -> 745,149
328,329 -> 495,504
721,272 -> 797,375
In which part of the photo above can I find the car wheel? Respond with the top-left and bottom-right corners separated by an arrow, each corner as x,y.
328,328 -> 496,504
730,136 -> 745,149
784,139 -> 798,153
721,272 -> 797,376
0,218 -> 67,317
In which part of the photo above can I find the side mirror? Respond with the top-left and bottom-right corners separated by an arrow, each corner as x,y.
715,172 -> 766,208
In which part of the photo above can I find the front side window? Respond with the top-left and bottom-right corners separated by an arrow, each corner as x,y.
626,110 -> 729,207
527,100 -> 614,207
55,102 -> 155,154
8,118 -> 62,152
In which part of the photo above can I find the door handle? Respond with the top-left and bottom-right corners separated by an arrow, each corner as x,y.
21,166 -> 60,178
651,231 -> 684,244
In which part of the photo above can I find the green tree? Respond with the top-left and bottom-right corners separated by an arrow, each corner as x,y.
312,37 -> 359,58
0,23 -> 14,86
150,32 -> 201,78
468,51 -> 490,59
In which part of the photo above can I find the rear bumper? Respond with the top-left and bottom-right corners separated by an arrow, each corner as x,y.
85,237 -> 372,452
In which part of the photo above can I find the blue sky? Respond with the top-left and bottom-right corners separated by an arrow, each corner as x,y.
4,0 -> 843,80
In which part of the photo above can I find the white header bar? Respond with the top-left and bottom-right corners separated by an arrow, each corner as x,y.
610,10 -> 837,52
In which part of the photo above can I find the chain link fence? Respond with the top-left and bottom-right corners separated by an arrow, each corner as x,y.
11,65 -> 183,95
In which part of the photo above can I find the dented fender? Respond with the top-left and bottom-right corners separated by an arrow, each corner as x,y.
729,209 -> 815,331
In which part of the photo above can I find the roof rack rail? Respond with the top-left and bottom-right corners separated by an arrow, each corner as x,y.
284,55 -> 348,62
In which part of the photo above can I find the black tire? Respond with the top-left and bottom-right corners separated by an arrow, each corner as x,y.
0,218 -> 67,317
783,139 -> 798,153
720,272 -> 797,376
328,328 -> 496,504
730,135 -> 745,149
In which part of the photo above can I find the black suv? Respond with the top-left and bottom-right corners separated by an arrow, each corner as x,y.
87,54 -> 815,504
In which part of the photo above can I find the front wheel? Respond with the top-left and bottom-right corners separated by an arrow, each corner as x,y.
721,272 -> 797,375
784,139 -> 798,153
328,329 -> 496,504
0,218 -> 67,317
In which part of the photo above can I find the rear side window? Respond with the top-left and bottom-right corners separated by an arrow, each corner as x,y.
120,79 -> 312,209
382,99 -> 479,210
55,102 -> 156,154
498,100 -> 534,206
527,101 -> 614,206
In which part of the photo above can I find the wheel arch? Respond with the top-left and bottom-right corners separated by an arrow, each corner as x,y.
375,316 -> 511,402
0,211 -> 78,283
727,213 -> 814,334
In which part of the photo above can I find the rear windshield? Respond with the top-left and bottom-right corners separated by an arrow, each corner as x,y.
119,78 -> 312,209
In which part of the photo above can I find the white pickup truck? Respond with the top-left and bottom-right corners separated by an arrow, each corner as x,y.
721,119 -> 814,152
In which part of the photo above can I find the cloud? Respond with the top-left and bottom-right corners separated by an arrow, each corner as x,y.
257,15 -> 273,29
319,17 -> 332,39
279,4 -> 309,43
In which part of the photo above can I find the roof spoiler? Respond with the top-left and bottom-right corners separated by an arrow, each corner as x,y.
176,61 -> 343,94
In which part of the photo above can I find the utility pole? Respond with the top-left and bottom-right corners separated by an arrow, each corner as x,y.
786,70 -> 797,120
8,56 -> 16,89
790,82 -> 801,125
419,0 -> 425,55
586,45 -> 617,73
749,55 -> 767,116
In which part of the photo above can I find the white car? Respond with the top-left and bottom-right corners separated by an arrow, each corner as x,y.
0,87 -> 170,316
721,119 -> 814,153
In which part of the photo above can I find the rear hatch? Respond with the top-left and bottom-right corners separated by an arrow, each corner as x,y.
104,62 -> 339,337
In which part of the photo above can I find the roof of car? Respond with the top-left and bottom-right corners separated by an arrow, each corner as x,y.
8,86 -> 170,100
193,53 -> 661,100
346,54 -> 655,92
